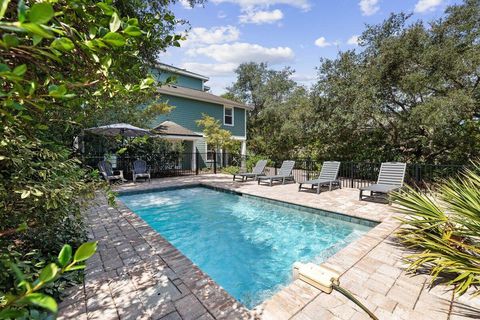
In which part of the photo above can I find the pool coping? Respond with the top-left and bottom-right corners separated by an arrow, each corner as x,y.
114,180 -> 398,316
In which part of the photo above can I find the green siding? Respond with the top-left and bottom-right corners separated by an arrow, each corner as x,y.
155,95 -> 246,137
151,69 -> 204,91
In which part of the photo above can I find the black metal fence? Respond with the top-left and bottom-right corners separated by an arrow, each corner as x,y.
83,152 -> 466,189
82,151 -> 243,179
267,159 -> 466,190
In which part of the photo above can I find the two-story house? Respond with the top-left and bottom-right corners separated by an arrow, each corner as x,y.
151,63 -> 252,168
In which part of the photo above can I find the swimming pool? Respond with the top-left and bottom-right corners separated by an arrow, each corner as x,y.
119,186 -> 374,308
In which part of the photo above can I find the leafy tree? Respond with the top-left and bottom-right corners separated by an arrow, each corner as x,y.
0,0 -> 200,315
196,114 -> 238,151
226,62 -> 298,158
227,1 -> 480,164
313,1 -> 480,163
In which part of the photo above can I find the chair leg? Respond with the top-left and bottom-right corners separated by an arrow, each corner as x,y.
317,184 -> 320,194
298,183 -> 302,191
359,190 -> 363,201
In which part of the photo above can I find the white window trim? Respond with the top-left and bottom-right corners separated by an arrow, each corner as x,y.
223,106 -> 234,126
206,143 -> 215,162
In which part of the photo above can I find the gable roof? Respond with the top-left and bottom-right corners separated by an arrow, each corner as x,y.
158,85 -> 254,110
153,121 -> 202,138
155,63 -> 209,81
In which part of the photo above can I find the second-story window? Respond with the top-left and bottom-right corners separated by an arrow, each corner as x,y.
224,106 -> 234,126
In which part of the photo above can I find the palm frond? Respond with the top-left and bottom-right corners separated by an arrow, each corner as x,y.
394,161 -> 480,297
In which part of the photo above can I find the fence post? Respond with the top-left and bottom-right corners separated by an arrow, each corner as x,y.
213,150 -> 217,174
350,162 -> 354,188
306,159 -> 311,181
195,150 -> 199,175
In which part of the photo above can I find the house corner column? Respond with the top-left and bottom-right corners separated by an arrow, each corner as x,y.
241,140 -> 247,170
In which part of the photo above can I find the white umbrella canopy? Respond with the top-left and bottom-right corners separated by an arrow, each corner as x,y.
84,123 -> 153,138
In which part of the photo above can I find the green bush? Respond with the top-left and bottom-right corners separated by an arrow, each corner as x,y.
393,162 -> 480,297
221,166 -> 240,175
0,0 -> 197,317
0,242 -> 97,318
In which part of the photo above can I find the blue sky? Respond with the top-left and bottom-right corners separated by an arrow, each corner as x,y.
160,0 -> 461,94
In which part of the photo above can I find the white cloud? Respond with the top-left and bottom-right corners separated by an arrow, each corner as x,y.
347,35 -> 359,46
179,0 -> 192,9
239,9 -> 283,24
314,37 -> 331,48
291,73 -> 315,82
359,0 -> 379,16
414,0 -> 442,13
181,62 -> 237,77
183,26 -> 240,47
186,42 -> 295,64
218,11 -> 227,19
211,0 -> 311,11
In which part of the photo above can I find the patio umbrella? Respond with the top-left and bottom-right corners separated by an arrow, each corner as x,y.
84,123 -> 153,138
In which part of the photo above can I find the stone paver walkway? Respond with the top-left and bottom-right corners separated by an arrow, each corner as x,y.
59,174 -> 480,320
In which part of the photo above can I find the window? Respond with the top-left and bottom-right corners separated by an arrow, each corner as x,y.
224,106 -> 234,126
206,144 -> 215,162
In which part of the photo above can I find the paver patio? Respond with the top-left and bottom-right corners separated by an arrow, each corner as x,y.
58,174 -> 480,320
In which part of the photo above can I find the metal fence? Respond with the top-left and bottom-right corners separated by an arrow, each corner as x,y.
83,152 -> 466,189
267,159 -> 466,190
82,151 -> 243,179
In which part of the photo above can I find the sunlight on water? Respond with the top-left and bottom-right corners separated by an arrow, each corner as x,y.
119,187 -> 372,309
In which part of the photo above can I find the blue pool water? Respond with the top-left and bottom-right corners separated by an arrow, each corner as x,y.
119,186 -> 372,308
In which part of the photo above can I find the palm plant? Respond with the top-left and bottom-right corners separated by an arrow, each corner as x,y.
393,162 -> 480,296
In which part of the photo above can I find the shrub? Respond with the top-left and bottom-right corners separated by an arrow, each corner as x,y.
393,162 -> 480,297
0,242 -> 97,318
221,166 -> 240,175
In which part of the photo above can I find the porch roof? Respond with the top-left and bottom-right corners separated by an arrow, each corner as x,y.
152,120 -> 203,139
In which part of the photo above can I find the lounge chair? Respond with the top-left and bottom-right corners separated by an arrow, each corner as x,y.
298,161 -> 341,194
98,160 -> 126,184
257,160 -> 296,186
233,160 -> 267,182
133,159 -> 151,183
359,162 -> 407,203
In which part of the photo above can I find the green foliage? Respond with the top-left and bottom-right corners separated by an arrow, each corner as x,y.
226,62 -> 297,159
221,166 -> 240,175
0,0 -> 196,317
393,162 -> 480,297
120,136 -> 185,158
0,242 -> 97,317
196,114 -> 237,151
227,1 -> 480,163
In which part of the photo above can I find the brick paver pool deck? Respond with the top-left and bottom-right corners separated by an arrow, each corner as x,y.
58,174 -> 480,320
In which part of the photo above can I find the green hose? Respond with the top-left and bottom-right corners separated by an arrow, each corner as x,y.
332,284 -> 379,320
